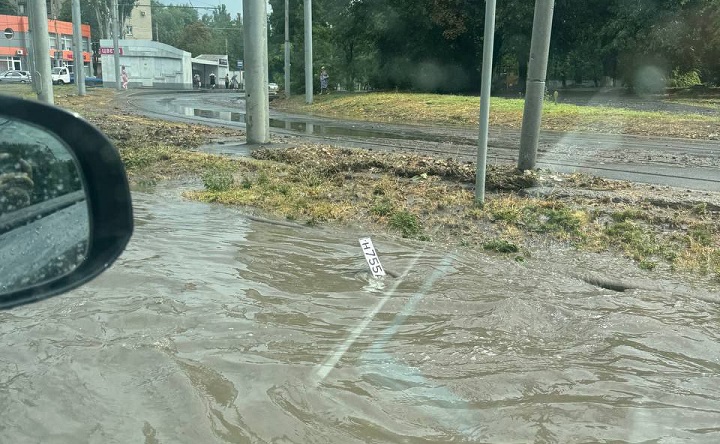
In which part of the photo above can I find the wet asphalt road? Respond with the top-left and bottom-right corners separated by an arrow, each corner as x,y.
126,91 -> 720,192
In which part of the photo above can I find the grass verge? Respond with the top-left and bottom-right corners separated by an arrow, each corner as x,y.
272,92 -> 720,140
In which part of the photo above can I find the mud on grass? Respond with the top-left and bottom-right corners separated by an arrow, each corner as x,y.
129,143 -> 720,280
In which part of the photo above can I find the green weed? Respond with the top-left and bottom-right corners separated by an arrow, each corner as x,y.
483,239 -> 520,254
389,210 -> 422,238
202,169 -> 234,192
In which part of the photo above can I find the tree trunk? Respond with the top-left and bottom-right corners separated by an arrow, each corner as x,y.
345,42 -> 354,91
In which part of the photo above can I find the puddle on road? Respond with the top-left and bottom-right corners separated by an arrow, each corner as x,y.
1,187 -> 719,442
176,106 -> 453,142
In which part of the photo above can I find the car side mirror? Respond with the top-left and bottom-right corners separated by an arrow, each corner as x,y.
0,95 -> 133,309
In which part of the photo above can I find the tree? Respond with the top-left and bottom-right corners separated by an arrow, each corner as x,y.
151,2 -> 200,48
0,0 -> 17,16
152,3 -> 242,62
58,0 -> 136,42
52,0 -> 714,92
202,4 -> 243,65
175,21 -> 213,57
268,0 -> 338,92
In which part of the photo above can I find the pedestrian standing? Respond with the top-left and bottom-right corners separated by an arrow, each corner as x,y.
224,74 -> 230,89
209,73 -> 216,89
121,65 -> 129,90
320,67 -> 329,95
231,74 -> 239,89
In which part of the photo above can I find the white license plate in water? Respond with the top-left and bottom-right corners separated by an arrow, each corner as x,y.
358,237 -> 386,278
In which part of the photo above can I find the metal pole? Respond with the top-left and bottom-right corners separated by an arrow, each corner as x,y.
29,0 -> 53,104
284,0 -> 290,97
71,0 -> 86,96
242,0 -> 270,143
475,0 -> 496,205
304,0 -> 313,103
111,0 -> 121,91
518,0 -> 555,171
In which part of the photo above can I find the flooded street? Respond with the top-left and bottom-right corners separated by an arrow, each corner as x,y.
1,187 -> 719,443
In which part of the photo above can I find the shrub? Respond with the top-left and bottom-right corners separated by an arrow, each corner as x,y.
669,69 -> 702,88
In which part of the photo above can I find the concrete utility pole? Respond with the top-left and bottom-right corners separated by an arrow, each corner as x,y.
518,0 -> 555,171
475,0 -> 496,205
71,0 -> 86,96
111,0 -> 121,91
243,0 -> 270,143
29,0 -> 53,104
284,0 -> 290,97
304,0 -> 313,103
26,0 -> 38,94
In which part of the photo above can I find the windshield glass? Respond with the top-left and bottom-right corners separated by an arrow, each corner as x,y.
1,0 -> 719,442
51,68 -> 63,74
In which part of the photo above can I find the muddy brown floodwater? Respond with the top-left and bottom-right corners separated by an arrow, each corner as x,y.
1,184 -> 719,443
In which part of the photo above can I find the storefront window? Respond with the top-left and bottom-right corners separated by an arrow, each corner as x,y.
0,57 -> 21,71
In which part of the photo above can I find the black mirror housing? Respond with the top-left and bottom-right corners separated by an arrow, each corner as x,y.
0,95 -> 133,309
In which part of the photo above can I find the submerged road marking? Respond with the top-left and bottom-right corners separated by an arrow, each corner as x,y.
369,256 -> 453,353
314,254 -> 453,384
313,253 -> 422,384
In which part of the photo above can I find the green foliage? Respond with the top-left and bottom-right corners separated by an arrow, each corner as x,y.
151,2 -> 200,49
262,0 -> 720,92
611,208 -> 645,222
152,2 -> 243,65
58,0 -> 136,43
670,69 -> 703,88
483,239 -> 520,254
202,169 -> 233,192
605,221 -> 661,260
389,210 -> 421,238
370,198 -> 394,217
256,171 -> 269,185
523,204 -> 585,236
0,0 -> 17,15
689,225 -> 713,246
271,183 -> 291,195
639,259 -> 658,271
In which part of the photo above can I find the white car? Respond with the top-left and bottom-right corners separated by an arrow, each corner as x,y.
268,82 -> 279,98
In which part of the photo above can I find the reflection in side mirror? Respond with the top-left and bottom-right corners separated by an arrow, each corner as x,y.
0,95 -> 132,310
0,118 -> 90,295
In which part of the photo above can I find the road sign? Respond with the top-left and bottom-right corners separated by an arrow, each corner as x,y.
237,60 -> 243,70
